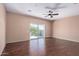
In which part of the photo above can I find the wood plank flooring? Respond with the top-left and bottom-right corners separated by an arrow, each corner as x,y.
2,38 -> 79,56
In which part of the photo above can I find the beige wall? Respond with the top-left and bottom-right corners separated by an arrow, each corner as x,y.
52,15 -> 79,42
7,9 -> 79,43
6,12 -> 52,43
0,4 -> 6,55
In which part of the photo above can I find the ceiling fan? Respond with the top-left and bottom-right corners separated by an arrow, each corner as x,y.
43,10 -> 59,18
43,3 -> 65,18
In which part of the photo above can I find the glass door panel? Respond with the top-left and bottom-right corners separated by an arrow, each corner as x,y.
38,25 -> 45,38
30,23 -> 45,39
30,24 -> 39,39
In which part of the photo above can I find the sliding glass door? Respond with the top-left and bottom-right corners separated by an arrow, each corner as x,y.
38,24 -> 45,38
30,23 -> 45,39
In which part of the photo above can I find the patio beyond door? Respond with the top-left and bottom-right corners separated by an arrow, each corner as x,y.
30,23 -> 45,39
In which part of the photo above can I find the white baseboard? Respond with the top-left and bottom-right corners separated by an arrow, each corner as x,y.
53,36 -> 79,43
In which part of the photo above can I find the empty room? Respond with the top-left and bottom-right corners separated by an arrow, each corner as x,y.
0,3 -> 79,56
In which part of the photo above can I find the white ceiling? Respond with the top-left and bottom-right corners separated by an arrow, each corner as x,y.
4,3 -> 79,20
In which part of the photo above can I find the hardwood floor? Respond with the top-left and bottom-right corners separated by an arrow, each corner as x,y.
2,38 -> 79,56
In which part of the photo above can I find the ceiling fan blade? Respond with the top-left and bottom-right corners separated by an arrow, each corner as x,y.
52,13 -> 59,15
49,10 -> 53,13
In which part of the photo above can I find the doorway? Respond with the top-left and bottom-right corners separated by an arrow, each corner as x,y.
30,23 -> 45,40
